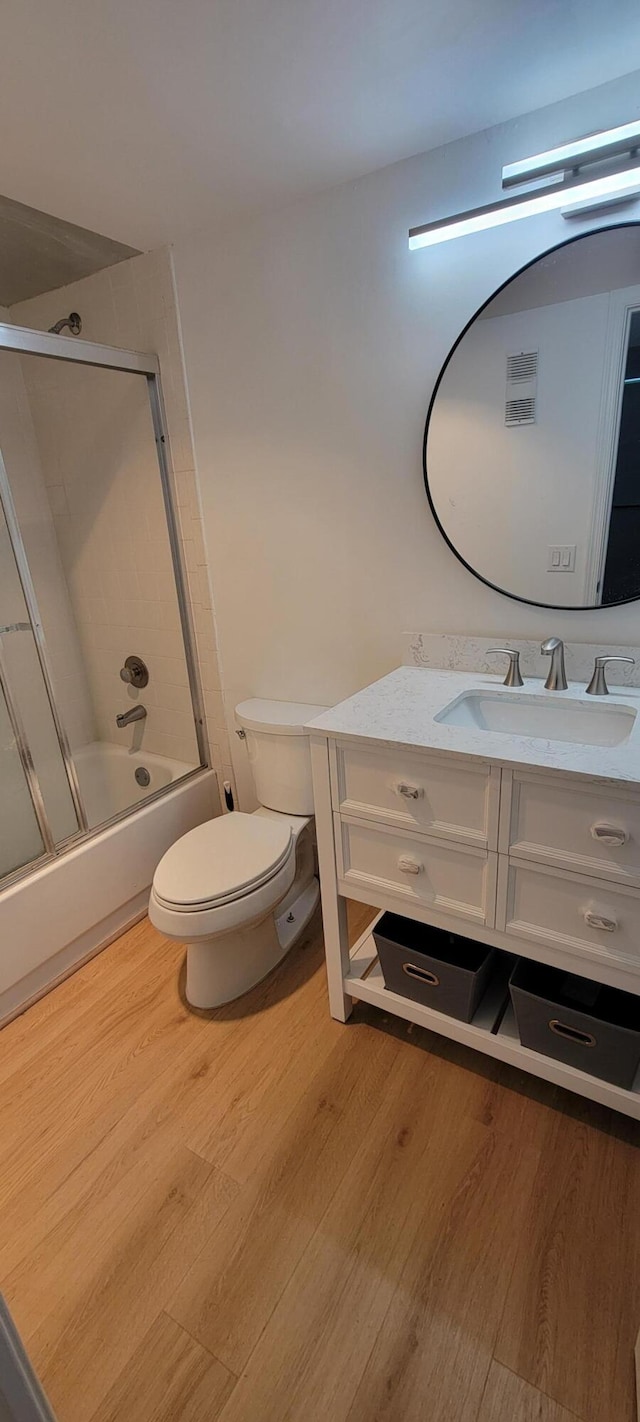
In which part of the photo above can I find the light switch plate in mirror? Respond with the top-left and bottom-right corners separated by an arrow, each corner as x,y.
424,222 -> 640,611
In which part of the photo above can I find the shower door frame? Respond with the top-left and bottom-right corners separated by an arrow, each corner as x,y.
0,322 -> 208,890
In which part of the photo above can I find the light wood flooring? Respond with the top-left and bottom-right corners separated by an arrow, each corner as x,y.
0,904 -> 638,1422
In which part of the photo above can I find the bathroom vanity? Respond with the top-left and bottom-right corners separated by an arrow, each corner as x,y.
309,665 -> 640,1119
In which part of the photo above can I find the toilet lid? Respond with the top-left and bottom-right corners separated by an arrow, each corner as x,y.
153,812 -> 293,908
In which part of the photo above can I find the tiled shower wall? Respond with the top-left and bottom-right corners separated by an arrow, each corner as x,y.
11,250 -> 231,794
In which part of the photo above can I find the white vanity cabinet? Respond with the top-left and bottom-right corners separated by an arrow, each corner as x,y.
310,684 -> 640,1120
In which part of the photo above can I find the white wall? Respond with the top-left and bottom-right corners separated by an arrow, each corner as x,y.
171,68 -> 640,806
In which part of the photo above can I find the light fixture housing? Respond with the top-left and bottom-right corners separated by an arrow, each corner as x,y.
409,122 -> 640,250
501,120 -> 640,189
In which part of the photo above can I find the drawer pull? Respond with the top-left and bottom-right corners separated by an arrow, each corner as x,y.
549,1019 -> 597,1048
403,963 -> 440,986
398,855 -> 423,875
584,909 -> 617,933
396,782 -> 423,800
590,822 -> 628,847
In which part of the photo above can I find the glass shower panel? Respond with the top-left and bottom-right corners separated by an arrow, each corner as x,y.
0,491 -> 80,852
0,677 -> 46,879
10,352 -> 200,832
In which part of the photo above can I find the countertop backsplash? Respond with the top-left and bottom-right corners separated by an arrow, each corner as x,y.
404,632 -> 640,687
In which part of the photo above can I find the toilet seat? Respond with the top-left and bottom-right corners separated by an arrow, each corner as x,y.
152,811 -> 294,913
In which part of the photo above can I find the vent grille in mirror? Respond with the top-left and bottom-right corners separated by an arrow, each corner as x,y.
505,395 -> 536,425
506,351 -> 538,382
505,349 -> 538,426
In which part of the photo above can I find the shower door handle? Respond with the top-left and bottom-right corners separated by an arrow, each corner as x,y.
0,622 -> 31,635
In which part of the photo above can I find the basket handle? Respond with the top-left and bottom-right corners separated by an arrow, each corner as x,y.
549,1018 -> 596,1048
403,963 -> 439,986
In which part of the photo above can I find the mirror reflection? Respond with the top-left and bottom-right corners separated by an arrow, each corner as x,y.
425,225 -> 640,608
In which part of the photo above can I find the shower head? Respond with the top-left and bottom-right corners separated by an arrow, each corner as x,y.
48,311 -> 82,336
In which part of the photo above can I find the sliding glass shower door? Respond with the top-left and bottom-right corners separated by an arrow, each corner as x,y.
0,320 -> 206,892
0,479 -> 83,880
0,678 -> 46,879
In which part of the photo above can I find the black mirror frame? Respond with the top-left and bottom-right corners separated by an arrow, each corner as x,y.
423,219 -> 640,611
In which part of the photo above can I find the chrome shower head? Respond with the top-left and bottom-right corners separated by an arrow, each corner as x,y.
48,311 -> 82,336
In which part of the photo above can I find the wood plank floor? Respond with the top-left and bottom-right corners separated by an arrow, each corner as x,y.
0,904 -> 638,1422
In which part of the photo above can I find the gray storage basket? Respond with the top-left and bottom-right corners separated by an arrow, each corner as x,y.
510,959 -> 640,1090
373,912 -> 497,1023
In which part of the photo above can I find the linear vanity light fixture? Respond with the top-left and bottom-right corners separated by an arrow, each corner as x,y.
409,121 -> 640,250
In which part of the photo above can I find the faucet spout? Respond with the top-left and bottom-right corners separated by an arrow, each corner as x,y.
541,637 -> 568,692
116,704 -> 147,729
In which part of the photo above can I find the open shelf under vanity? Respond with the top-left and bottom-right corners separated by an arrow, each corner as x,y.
346,912 -> 640,1119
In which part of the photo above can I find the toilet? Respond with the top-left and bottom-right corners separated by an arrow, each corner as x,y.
148,698 -> 327,1008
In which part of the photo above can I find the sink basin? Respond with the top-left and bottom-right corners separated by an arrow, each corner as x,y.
435,690 -> 636,747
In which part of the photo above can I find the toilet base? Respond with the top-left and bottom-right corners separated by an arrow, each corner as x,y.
185,875 -> 320,1010
274,877 -> 319,956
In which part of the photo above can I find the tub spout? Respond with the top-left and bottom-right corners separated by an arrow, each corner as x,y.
116,705 -> 147,729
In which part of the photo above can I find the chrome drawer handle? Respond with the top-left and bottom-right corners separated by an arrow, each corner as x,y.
396,782 -> 423,800
584,909 -> 617,932
398,855 -> 423,875
590,822 -> 628,847
403,963 -> 439,985
549,1019 -> 596,1048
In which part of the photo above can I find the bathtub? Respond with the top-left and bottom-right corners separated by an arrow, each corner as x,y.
74,741 -> 195,827
0,750 -> 219,1025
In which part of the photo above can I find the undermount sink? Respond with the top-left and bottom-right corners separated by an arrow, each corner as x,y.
435,689 -> 637,747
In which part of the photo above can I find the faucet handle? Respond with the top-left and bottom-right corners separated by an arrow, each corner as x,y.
119,655 -> 149,689
487,648 -> 524,688
585,656 -> 635,697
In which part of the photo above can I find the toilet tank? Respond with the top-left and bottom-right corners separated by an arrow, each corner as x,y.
235,699 -> 328,816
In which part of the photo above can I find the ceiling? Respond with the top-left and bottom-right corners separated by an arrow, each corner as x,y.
0,195 -> 137,306
2,0 -> 640,251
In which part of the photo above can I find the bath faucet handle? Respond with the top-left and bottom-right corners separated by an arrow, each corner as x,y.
486,648 -> 524,688
119,655 -> 149,689
585,655 -> 635,697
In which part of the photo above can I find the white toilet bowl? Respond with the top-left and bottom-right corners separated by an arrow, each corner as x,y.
149,698 -> 327,1008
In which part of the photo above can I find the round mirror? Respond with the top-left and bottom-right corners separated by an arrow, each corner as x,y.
424,223 -> 640,609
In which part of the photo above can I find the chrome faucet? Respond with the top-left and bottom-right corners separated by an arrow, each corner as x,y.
541,637 -> 568,692
116,704 -> 147,729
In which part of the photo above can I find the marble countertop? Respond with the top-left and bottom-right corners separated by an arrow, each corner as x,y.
307,666 -> 640,786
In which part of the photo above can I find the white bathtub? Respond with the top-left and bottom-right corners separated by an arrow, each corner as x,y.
0,752 -> 220,1025
74,741 -> 195,827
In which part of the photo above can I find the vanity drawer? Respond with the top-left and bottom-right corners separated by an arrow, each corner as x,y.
330,743 -> 500,848
497,858 -> 640,970
501,770 -> 640,886
336,815 -> 497,926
